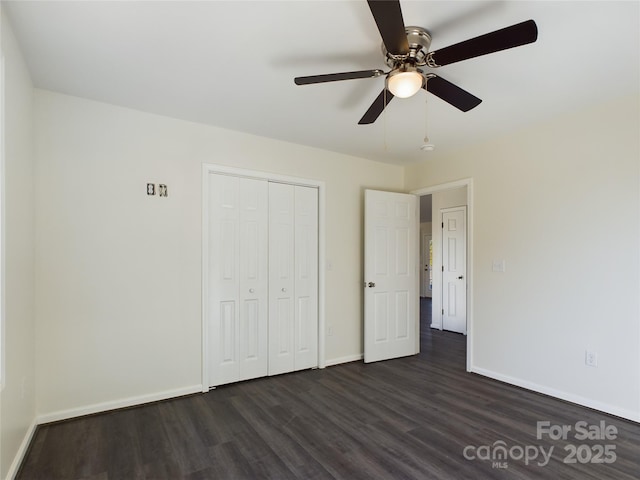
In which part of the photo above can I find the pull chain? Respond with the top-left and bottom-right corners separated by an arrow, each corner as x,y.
383,88 -> 388,151
421,97 -> 435,151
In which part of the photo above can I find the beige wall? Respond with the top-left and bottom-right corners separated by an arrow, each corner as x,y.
0,10 -> 36,479
405,94 -> 640,419
33,90 -> 404,418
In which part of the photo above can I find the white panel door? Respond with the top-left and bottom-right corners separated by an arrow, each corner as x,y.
208,174 -> 268,387
364,190 -> 419,363
268,183 -> 296,375
208,173 -> 240,386
442,207 -> 467,334
293,186 -> 318,371
238,179 -> 269,380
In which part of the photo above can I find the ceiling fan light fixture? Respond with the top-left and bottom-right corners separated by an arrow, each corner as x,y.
294,2 -> 538,126
386,67 -> 423,98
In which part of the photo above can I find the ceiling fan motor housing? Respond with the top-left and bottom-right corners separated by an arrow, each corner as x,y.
383,26 -> 432,68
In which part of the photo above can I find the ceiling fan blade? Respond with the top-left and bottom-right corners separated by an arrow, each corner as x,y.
425,75 -> 482,112
367,0 -> 409,56
294,69 -> 384,85
358,89 -> 394,125
428,19 -> 538,67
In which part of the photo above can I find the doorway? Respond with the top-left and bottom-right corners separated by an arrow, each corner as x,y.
413,179 -> 473,372
419,195 -> 433,299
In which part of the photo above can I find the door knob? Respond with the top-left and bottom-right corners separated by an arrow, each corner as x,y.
368,282 -> 376,288
281,288 -> 287,292
249,288 -> 255,293
458,276 -> 464,280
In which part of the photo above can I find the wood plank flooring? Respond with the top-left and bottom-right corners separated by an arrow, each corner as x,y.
17,299 -> 640,479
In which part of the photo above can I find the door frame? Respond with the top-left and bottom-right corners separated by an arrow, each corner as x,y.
202,164 -> 326,392
411,178 -> 473,372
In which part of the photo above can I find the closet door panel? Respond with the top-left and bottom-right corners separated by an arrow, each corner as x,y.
208,174 -> 241,386
268,183 -> 295,375
209,174 -> 319,386
238,178 -> 268,381
294,186 -> 319,370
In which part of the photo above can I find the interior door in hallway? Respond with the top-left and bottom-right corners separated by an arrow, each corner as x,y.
364,190 -> 419,363
441,207 -> 467,334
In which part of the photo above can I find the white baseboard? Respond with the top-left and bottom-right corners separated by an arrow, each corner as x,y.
36,384 -> 203,425
471,366 -> 640,423
325,353 -> 363,367
6,418 -> 37,480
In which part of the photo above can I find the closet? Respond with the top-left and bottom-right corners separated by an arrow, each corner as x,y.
207,173 -> 318,388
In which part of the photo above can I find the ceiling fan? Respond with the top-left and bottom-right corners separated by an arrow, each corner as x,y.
294,0 -> 538,124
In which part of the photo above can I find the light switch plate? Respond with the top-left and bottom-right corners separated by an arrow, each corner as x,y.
492,260 -> 506,272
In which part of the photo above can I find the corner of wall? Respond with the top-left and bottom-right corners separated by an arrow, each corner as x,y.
1,9 -> 37,480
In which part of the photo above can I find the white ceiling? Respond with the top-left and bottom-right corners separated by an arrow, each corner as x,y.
4,1 -> 639,165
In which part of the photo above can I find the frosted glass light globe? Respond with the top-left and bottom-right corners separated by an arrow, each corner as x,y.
387,69 -> 423,98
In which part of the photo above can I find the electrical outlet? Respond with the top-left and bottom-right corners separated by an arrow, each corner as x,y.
585,350 -> 598,367
146,183 -> 156,195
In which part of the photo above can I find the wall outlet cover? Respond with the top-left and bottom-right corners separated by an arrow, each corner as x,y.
585,350 -> 598,367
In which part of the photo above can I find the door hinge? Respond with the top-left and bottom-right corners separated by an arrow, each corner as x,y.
442,222 -> 444,229
441,265 -> 444,272
442,308 -> 445,315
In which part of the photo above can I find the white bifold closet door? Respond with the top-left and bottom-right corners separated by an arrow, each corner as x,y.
268,183 -> 318,375
208,174 -> 269,387
208,174 -> 318,387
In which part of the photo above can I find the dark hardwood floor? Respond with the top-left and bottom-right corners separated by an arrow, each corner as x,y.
18,299 -> 640,479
